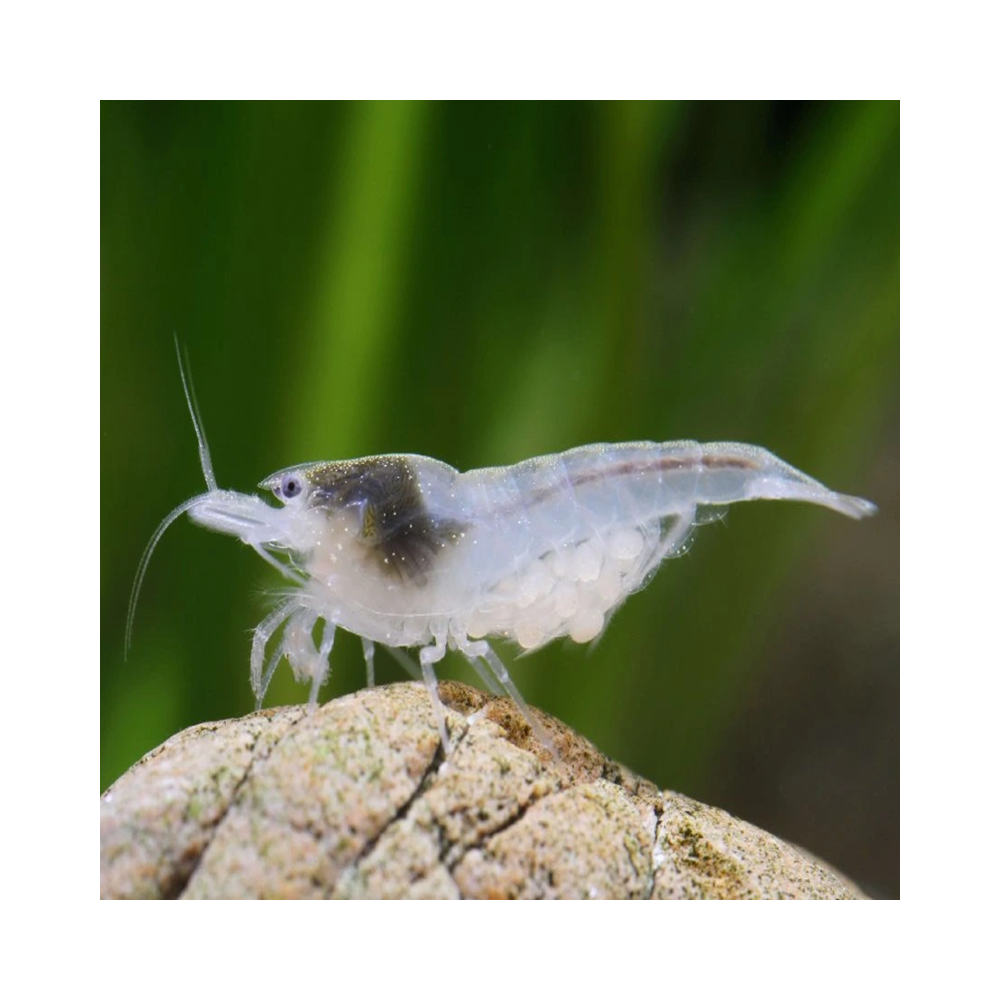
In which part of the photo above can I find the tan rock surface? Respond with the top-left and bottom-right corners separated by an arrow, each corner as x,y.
101,681 -> 865,899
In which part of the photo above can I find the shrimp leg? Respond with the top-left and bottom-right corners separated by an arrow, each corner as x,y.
457,638 -> 553,751
259,645 -> 285,708
311,619 -> 337,704
361,637 -> 376,688
280,609 -> 335,706
419,637 -> 452,754
462,654 -> 505,697
251,597 -> 299,708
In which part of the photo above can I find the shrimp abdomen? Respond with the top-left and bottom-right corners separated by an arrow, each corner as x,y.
551,441 -> 877,523
454,441 -> 875,651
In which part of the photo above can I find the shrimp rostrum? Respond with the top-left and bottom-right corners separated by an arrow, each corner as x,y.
128,365 -> 877,753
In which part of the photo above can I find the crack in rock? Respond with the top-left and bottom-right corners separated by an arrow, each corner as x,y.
100,706 -> 307,900
346,720 -> 466,874
170,711 -> 305,897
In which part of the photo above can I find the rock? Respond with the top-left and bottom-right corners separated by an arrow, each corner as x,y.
100,681 -> 865,899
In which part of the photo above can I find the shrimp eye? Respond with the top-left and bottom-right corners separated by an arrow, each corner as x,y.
280,474 -> 303,500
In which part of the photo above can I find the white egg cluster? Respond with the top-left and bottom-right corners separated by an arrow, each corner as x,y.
465,527 -> 651,649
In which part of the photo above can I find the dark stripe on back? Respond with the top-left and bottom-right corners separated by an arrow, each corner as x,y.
528,452 -> 758,508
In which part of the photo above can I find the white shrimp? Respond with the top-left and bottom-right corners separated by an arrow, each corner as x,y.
128,347 -> 877,753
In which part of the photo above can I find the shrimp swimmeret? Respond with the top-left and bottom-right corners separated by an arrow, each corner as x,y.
128,357 -> 877,753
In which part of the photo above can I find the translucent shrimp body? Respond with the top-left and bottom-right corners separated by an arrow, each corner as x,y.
249,441 -> 875,651
132,418 -> 875,752
128,350 -> 877,753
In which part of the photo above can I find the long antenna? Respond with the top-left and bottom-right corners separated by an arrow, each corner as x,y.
125,493 -> 211,658
174,333 -> 217,491
126,339 -> 219,659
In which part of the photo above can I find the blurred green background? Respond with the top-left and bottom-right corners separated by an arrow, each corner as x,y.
101,101 -> 898,896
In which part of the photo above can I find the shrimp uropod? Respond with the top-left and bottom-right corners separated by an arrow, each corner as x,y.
128,348 -> 878,754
